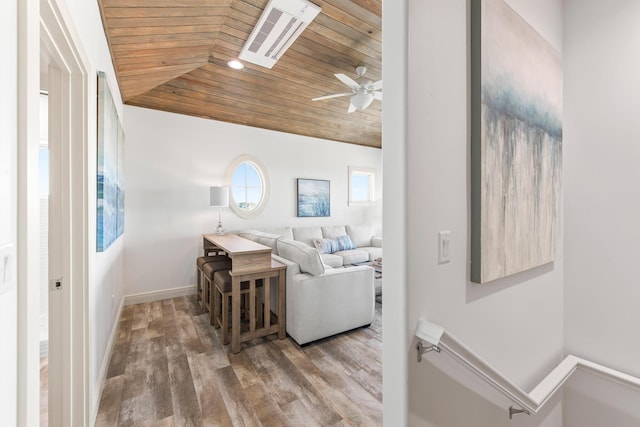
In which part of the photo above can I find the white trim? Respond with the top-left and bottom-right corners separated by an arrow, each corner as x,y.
224,154 -> 270,219
415,319 -> 640,415
348,165 -> 376,206
124,285 -> 196,306
90,297 -> 124,426
17,0 -> 42,423
33,0 -> 91,425
382,0 -> 408,424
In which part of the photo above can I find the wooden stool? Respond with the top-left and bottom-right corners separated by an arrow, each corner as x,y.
200,258 -> 232,312
212,270 -> 264,345
196,255 -> 231,308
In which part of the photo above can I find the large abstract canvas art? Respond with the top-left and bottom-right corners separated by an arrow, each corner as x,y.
297,179 -> 330,217
471,0 -> 562,283
97,71 -> 125,252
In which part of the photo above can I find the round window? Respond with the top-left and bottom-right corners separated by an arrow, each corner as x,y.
225,155 -> 269,219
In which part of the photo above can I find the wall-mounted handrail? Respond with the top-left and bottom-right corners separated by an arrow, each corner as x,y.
415,318 -> 640,417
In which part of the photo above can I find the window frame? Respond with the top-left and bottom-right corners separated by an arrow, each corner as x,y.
224,154 -> 269,219
348,166 -> 376,206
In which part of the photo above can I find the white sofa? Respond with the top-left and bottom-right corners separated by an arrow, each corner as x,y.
238,225 -> 381,345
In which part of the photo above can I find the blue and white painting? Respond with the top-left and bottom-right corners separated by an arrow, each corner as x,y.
297,179 -> 330,217
97,71 -> 125,252
471,0 -> 562,283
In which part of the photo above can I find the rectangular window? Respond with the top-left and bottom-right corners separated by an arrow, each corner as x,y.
349,166 -> 376,205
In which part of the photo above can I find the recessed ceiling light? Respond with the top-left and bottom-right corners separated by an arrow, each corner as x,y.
227,60 -> 244,70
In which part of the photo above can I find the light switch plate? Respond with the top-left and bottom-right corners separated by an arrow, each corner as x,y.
0,244 -> 13,295
438,231 -> 451,264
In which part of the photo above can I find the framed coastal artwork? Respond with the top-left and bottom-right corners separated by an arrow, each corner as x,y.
297,179 -> 330,217
470,0 -> 562,283
97,71 -> 125,252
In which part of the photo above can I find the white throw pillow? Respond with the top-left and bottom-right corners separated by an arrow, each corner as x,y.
277,238 -> 325,276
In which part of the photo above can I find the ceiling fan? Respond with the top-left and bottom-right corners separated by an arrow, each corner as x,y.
312,65 -> 382,113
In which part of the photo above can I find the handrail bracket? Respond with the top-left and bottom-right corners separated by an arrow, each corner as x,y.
508,405 -> 530,419
416,341 -> 441,363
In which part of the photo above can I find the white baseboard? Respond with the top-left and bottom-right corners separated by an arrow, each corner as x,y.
123,285 -> 196,306
91,297 -> 124,427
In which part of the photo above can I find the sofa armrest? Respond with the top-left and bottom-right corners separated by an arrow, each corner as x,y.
371,237 -> 383,248
286,265 -> 375,344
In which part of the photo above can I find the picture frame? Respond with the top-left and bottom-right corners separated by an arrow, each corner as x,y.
97,71 -> 125,252
470,0 -> 562,283
297,178 -> 330,217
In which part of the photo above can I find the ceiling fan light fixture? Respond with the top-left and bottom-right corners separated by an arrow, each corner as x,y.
227,60 -> 244,70
350,91 -> 373,112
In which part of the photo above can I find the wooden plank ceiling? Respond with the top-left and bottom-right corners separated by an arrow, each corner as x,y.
98,0 -> 382,148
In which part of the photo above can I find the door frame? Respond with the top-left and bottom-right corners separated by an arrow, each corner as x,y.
18,0 -> 90,424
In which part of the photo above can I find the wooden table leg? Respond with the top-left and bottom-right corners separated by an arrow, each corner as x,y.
278,269 -> 286,339
231,275 -> 241,353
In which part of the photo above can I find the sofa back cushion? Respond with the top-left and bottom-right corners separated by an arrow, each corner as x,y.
262,227 -> 293,240
321,226 -> 347,239
238,230 -> 282,255
277,238 -> 325,276
292,227 -> 323,247
347,225 -> 375,248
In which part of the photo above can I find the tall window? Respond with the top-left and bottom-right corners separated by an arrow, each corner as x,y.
349,166 -> 376,205
232,162 -> 263,211
226,155 -> 269,219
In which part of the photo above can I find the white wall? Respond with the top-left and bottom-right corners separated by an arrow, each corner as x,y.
407,1 -> 564,425
564,371 -> 640,427
0,0 -> 18,423
123,106 -> 382,296
52,0 -> 125,415
564,0 -> 640,381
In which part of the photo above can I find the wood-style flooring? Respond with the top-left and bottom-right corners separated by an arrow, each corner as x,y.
95,295 -> 382,427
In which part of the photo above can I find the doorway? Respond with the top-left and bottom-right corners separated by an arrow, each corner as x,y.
17,0 -> 91,424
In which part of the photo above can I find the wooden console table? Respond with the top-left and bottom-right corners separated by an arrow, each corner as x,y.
202,233 -> 286,353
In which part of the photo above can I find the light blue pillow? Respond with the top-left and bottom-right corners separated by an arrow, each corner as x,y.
336,235 -> 356,251
312,238 -> 339,254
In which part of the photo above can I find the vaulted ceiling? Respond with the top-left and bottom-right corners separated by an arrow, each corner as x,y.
98,0 -> 382,148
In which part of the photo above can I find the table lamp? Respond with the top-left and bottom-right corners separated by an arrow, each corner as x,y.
210,186 -> 229,234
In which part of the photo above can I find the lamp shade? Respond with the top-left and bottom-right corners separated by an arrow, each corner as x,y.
210,186 -> 229,207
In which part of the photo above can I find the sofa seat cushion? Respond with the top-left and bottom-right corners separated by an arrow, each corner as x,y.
334,249 -> 369,265
359,246 -> 383,261
320,253 -> 344,268
277,238 -> 325,276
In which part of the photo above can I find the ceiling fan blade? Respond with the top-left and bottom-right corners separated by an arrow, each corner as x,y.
347,103 -> 357,113
370,80 -> 382,91
312,92 -> 353,101
335,73 -> 361,91
372,91 -> 382,100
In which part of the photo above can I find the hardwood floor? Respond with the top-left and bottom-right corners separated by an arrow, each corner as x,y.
41,357 -> 48,427
95,295 -> 382,427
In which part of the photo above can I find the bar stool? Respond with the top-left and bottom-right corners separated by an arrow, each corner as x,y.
211,269 -> 264,345
196,255 -> 229,307
199,257 -> 232,312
